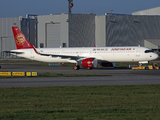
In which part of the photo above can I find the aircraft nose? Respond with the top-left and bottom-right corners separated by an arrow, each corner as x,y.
153,53 -> 159,60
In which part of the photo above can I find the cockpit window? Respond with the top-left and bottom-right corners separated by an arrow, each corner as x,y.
145,50 -> 154,53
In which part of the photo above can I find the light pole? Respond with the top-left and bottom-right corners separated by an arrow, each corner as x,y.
68,0 -> 73,13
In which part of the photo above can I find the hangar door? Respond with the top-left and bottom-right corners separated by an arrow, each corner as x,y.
0,37 -> 16,58
46,23 -> 60,48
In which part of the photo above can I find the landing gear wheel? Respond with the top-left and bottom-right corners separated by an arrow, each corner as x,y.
145,67 -> 149,70
74,65 -> 80,70
87,67 -> 93,70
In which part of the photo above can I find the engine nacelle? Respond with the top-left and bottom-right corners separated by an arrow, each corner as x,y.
99,62 -> 116,67
80,58 -> 97,68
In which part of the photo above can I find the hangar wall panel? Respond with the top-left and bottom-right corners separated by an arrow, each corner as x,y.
69,14 -> 95,47
0,17 -> 20,37
106,15 -> 160,46
0,17 -> 21,58
95,15 -> 106,47
144,40 -> 158,49
1,38 -> 16,51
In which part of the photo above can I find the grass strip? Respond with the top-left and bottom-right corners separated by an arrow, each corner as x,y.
0,85 -> 160,119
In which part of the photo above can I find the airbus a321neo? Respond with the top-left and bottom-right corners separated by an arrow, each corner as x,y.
10,26 -> 159,70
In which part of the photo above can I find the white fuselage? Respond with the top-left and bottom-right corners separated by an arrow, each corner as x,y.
11,46 -> 159,63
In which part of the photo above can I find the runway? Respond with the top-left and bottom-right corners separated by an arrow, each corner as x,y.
0,65 -> 160,87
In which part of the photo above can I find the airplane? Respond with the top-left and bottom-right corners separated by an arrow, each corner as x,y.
10,26 -> 159,70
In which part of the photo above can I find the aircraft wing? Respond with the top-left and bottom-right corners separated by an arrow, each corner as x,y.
39,53 -> 84,60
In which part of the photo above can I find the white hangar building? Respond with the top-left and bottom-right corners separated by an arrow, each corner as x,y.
37,14 -> 96,48
132,6 -> 160,15
1,6 -> 160,58
132,6 -> 160,52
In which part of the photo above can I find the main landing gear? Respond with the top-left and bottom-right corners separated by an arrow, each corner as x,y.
73,65 -> 93,70
87,67 -> 92,70
74,65 -> 80,70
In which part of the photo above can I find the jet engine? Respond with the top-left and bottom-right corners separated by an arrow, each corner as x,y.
79,58 -> 97,69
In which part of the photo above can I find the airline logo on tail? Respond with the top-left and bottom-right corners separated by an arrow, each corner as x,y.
15,28 -> 18,31
15,33 -> 25,46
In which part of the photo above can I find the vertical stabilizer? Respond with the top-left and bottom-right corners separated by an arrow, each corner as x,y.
12,26 -> 33,49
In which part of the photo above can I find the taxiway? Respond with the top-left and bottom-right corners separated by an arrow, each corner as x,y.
0,65 -> 160,87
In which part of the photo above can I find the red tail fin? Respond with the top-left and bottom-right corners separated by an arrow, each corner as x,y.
12,26 -> 34,49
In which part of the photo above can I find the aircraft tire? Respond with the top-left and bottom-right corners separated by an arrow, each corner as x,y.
74,65 -> 80,70
145,67 -> 149,70
87,67 -> 93,70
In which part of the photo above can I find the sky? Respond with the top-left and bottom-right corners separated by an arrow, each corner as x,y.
0,0 -> 160,18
